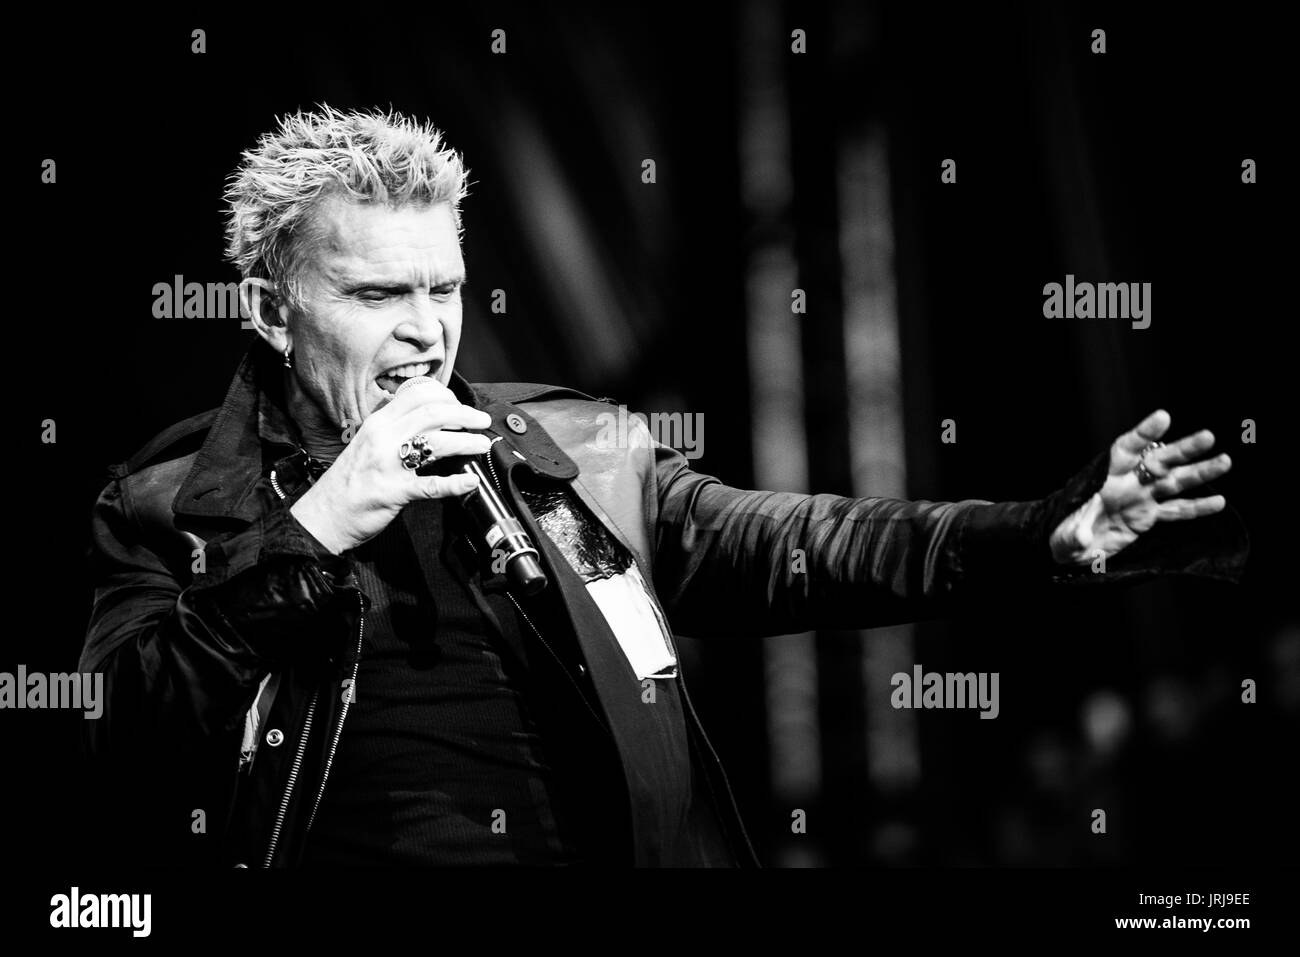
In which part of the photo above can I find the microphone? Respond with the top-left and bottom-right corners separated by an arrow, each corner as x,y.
395,375 -> 548,597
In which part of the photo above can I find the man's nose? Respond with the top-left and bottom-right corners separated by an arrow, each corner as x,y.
397,296 -> 446,349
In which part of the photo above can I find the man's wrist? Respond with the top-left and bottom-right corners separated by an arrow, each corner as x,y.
1049,492 -> 1104,565
290,487 -> 352,556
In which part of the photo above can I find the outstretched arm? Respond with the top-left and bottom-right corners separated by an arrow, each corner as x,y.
651,410 -> 1244,639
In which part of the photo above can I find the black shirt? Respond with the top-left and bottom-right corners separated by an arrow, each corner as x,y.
301,498 -> 587,866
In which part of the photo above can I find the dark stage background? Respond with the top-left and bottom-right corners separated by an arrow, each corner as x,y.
9,2 -> 1294,871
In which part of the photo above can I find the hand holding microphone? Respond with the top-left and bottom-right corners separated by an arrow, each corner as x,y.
394,376 -> 548,596
289,375 -> 490,555
290,374 -> 547,596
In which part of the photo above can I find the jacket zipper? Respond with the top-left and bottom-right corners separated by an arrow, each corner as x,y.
483,435 -> 506,491
261,687 -> 319,867
262,454 -> 364,866
261,462 -> 305,867
304,592 -> 367,834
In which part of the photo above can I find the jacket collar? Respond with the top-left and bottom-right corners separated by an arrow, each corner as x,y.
173,341 -> 579,523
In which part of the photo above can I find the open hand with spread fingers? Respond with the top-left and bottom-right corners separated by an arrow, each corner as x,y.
1049,409 -> 1233,565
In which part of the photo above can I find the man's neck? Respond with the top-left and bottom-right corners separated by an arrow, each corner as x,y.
285,371 -> 347,463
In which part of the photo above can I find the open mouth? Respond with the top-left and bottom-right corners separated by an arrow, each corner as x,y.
376,359 -> 440,395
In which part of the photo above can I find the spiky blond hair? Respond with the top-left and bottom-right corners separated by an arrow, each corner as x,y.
224,105 -> 469,307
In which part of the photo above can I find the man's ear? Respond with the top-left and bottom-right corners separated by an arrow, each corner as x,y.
240,278 -> 293,353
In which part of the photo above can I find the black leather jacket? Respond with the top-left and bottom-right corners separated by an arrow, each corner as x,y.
81,343 -> 1248,867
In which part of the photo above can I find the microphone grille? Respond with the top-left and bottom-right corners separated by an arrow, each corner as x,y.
394,375 -> 438,396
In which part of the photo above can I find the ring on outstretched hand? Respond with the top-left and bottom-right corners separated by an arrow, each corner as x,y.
1134,441 -> 1165,486
399,434 -> 436,471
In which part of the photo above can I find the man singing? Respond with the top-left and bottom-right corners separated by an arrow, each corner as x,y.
81,107 -> 1245,868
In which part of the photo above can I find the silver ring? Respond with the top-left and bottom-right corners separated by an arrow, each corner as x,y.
1134,441 -> 1164,486
399,434 -> 436,471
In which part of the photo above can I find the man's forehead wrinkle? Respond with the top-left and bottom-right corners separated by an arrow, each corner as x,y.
333,238 -> 464,280
319,234 -> 427,281
327,252 -> 462,285
307,199 -> 465,288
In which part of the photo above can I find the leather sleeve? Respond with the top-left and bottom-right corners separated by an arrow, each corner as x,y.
650,443 -> 1249,638
80,476 -> 357,756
